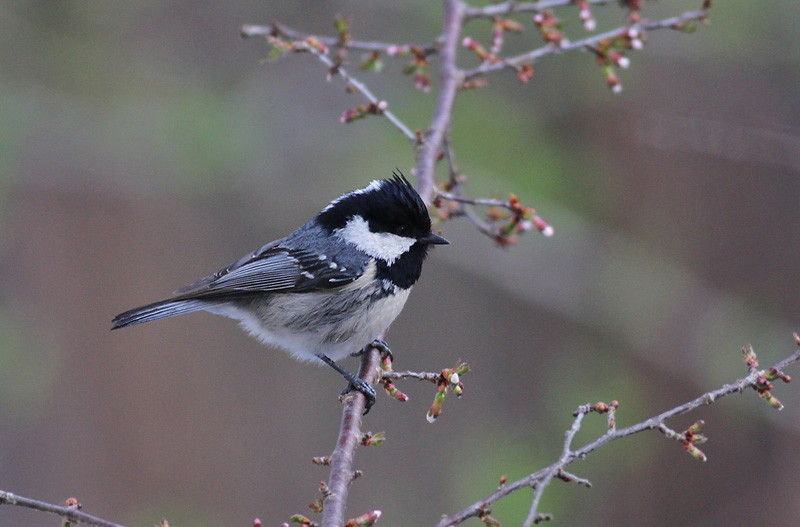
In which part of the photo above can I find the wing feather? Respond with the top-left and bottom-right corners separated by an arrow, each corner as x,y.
172,245 -> 363,298
113,235 -> 368,330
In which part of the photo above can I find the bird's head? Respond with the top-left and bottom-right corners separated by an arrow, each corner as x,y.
317,172 -> 449,264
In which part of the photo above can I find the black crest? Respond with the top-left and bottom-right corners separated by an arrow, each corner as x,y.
317,171 -> 431,238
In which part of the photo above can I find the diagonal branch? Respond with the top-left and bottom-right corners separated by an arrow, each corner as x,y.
464,9 -> 709,79
0,491 -> 126,527
240,25 -> 417,143
436,345 -> 800,527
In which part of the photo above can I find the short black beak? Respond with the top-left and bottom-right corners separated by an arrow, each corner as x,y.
419,232 -> 450,245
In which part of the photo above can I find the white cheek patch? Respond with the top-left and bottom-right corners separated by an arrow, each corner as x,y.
335,215 -> 416,264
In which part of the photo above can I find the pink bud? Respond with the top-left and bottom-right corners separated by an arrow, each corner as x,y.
533,216 -> 554,237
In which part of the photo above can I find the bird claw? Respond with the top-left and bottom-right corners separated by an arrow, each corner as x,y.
341,378 -> 377,414
351,339 -> 393,361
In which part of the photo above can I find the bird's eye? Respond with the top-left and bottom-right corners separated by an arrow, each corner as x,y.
394,225 -> 409,236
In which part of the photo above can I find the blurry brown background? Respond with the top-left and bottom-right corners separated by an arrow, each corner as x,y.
1,2 -> 799,526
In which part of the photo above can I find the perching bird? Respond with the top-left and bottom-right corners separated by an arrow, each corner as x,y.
112,172 -> 448,411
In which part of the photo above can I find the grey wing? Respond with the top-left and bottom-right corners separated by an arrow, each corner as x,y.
208,251 -> 305,292
173,238 -> 287,295
111,243 -> 365,330
174,245 -> 363,298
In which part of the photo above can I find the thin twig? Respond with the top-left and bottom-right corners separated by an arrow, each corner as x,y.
436,348 -> 800,527
523,409 -> 588,526
241,22 -> 439,55
437,139 -> 503,236
241,25 -> 417,143
464,10 -> 709,78
304,47 -> 417,143
436,190 -> 519,208
0,491 -> 126,527
381,370 -> 443,382
464,0 -> 615,19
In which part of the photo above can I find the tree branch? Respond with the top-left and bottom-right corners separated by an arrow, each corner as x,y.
414,0 -> 466,203
321,346 -> 383,527
463,9 -> 709,79
240,24 -> 417,143
436,343 -> 800,526
241,22 -> 438,55
0,491 -> 126,527
463,0 -> 615,20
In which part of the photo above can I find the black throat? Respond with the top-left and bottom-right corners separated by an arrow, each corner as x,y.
374,243 -> 429,290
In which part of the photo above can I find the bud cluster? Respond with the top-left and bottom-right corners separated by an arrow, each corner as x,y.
681,420 -> 708,462
339,101 -> 388,123
462,37 -> 501,65
433,188 -> 553,246
379,353 -> 410,403
590,28 -> 645,93
426,362 -> 469,423
574,0 -> 596,31
400,45 -> 432,92
533,10 -> 566,46
742,343 -> 792,410
491,194 -> 554,246
346,510 -> 382,527
491,17 -> 524,54
478,506 -> 501,527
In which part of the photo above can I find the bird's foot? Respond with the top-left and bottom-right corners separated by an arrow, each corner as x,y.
351,339 -> 393,361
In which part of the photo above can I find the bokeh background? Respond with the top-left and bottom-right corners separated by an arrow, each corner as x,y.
1,2 -> 799,526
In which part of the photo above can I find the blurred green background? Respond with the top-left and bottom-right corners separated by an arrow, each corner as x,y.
1,1 -> 798,526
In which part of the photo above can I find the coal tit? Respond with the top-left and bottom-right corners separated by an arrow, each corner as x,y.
112,172 -> 448,410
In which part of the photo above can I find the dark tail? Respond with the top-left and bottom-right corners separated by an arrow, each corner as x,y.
111,298 -> 210,330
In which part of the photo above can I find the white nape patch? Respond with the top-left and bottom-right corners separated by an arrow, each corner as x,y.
334,215 -> 416,265
321,180 -> 384,213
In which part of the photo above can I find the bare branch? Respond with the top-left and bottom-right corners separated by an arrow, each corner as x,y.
434,188 -> 554,244
303,47 -> 417,143
0,491 -> 126,527
381,370 -> 443,383
241,25 -> 417,143
241,22 -> 438,55
464,9 -> 709,79
321,346 -> 383,527
436,343 -> 800,527
414,0 -> 467,203
464,0 -> 615,20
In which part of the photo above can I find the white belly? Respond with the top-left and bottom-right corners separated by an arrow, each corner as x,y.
208,281 -> 411,362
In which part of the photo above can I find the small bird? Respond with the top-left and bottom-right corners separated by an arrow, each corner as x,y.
112,172 -> 448,411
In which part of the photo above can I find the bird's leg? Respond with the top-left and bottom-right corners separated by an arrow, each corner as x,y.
317,354 -> 377,414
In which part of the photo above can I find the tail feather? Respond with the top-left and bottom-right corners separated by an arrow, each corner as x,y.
111,298 -> 211,330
